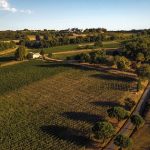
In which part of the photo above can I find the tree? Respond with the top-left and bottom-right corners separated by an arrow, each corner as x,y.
36,35 -> 41,41
124,98 -> 136,111
136,64 -> 150,79
40,49 -> 45,59
115,56 -> 131,70
114,134 -> 132,150
130,114 -> 145,131
136,53 -> 145,62
15,46 -> 27,61
79,53 -> 90,62
92,121 -> 115,143
137,79 -> 142,91
94,41 -> 103,48
107,107 -> 129,123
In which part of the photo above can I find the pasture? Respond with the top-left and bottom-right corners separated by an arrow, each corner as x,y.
0,60 -> 134,150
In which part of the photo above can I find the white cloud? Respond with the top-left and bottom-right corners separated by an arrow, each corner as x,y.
0,0 -> 32,14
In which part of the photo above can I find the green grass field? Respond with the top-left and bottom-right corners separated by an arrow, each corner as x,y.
0,53 -> 15,64
31,41 -> 120,54
102,41 -> 120,48
31,45 -> 79,53
0,60 -> 134,150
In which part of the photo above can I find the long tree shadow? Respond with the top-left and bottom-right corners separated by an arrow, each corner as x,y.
0,55 -> 15,63
62,112 -> 104,124
40,125 -> 90,147
90,73 -> 137,82
36,62 -> 93,71
91,101 -> 123,108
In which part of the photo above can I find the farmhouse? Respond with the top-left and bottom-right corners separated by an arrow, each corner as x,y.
33,53 -> 41,59
27,52 -> 41,59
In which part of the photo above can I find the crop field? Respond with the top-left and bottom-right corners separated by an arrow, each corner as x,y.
0,60 -> 135,150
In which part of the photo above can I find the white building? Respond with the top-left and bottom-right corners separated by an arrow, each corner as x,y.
33,53 -> 41,59
27,52 -> 41,59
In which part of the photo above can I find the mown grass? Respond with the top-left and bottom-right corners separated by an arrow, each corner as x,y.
0,61 -> 134,150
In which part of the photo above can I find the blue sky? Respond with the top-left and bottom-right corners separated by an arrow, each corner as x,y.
0,0 -> 150,30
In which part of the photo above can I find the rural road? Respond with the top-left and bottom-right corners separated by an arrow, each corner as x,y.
103,83 -> 150,150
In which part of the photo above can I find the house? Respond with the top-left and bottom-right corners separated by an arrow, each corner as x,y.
33,53 -> 41,59
27,52 -> 41,59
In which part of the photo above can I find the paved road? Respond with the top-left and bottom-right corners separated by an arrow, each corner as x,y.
104,83 -> 150,150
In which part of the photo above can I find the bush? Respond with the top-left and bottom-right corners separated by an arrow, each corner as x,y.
92,121 -> 115,143
48,52 -> 53,58
115,56 -> 131,70
107,107 -> 129,123
130,114 -> 145,130
15,46 -> 27,61
136,64 -> 150,79
124,98 -> 136,111
27,52 -> 33,59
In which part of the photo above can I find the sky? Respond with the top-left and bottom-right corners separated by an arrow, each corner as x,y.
0,0 -> 150,31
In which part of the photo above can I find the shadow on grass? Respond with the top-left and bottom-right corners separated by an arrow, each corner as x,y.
90,101 -> 123,108
62,112 -> 104,124
90,73 -> 136,82
0,55 -> 15,63
35,62 -> 99,72
40,125 -> 90,147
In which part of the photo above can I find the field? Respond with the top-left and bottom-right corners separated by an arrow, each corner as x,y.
31,41 -> 120,54
0,60 -> 135,150
31,45 -> 79,53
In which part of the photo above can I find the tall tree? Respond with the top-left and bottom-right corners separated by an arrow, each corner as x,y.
15,46 -> 27,61
130,114 -> 145,131
136,64 -> 150,80
92,121 -> 115,143
114,134 -> 132,150
107,107 -> 129,123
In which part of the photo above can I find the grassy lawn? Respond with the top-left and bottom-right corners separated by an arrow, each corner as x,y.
0,60 -> 134,150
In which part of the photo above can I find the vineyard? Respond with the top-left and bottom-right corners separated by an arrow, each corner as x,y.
0,61 -> 135,150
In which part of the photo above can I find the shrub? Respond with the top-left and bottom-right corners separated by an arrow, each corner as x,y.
107,107 -> 129,123
92,121 -> 115,143
124,98 -> 136,111
114,134 -> 132,150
